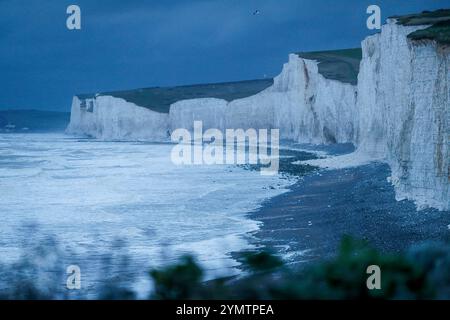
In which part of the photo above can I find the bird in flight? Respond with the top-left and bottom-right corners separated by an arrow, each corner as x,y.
253,10 -> 260,16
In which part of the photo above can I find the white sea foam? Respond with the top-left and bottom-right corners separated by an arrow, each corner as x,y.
0,133 -> 294,291
295,150 -> 383,170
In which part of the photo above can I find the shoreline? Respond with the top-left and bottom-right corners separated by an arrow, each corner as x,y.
245,162 -> 450,268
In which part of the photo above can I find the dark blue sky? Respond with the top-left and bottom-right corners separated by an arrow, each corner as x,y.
0,0 -> 448,111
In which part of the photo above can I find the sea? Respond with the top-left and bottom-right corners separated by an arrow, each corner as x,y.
0,133 -> 294,297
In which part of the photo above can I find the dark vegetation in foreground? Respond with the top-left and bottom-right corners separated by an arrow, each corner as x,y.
1,237 -> 449,300
151,237 -> 450,300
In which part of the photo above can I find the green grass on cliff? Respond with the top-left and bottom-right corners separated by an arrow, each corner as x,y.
391,9 -> 450,45
296,48 -> 362,85
77,48 -> 362,113
391,9 -> 450,26
78,79 -> 273,114
76,48 -> 363,113
408,20 -> 450,45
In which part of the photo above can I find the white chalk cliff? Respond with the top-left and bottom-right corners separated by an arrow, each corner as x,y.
67,95 -> 170,141
356,20 -> 449,210
67,19 -> 449,211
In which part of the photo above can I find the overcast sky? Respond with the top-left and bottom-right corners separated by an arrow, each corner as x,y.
0,0 -> 447,111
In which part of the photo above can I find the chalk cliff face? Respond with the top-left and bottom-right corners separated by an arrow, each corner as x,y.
66,96 -> 169,140
226,54 -> 357,143
169,98 -> 227,133
357,20 -> 449,210
67,18 -> 449,210
168,54 -> 357,144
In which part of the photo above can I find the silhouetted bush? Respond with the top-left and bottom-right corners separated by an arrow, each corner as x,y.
1,235 -> 450,299
148,237 -> 450,300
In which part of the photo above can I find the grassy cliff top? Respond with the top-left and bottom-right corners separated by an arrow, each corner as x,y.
391,9 -> 450,45
391,9 -> 450,26
77,79 -> 273,114
296,48 -> 362,85
408,19 -> 450,45
77,48 -> 362,113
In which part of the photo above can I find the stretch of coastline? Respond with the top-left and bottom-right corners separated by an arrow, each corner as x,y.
246,159 -> 450,268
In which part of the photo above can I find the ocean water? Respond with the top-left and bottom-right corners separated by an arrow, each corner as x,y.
0,133 -> 293,295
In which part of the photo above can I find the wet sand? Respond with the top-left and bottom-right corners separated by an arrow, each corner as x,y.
248,162 -> 450,266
